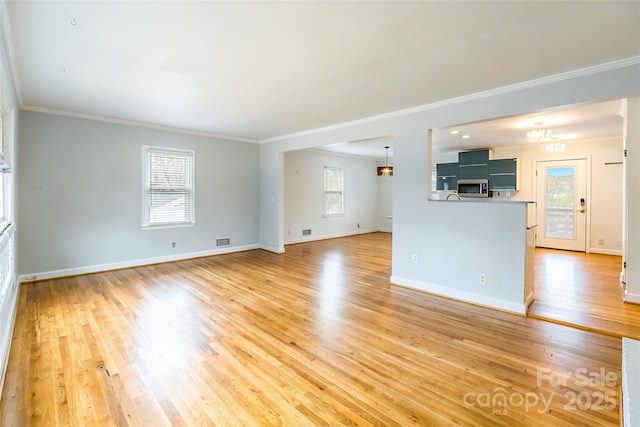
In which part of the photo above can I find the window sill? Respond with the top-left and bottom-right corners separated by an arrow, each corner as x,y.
141,222 -> 196,231
322,213 -> 345,218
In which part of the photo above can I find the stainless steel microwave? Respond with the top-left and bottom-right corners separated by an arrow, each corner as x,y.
457,179 -> 490,198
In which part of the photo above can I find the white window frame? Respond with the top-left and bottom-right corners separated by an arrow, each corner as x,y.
323,166 -> 344,217
141,145 -> 195,229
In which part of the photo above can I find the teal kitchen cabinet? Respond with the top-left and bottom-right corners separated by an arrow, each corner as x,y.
457,149 -> 492,180
436,162 -> 458,190
489,158 -> 520,191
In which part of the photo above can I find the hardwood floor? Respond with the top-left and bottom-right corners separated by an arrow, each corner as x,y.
0,233 -> 625,426
529,248 -> 640,341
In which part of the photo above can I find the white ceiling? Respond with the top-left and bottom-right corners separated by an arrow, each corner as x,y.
3,1 -> 639,143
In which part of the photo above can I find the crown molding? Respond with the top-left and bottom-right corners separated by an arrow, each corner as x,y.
261,56 -> 640,144
20,105 -> 259,144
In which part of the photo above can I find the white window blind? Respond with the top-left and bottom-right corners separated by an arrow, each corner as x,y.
0,224 -> 15,308
142,146 -> 195,227
324,167 -> 344,215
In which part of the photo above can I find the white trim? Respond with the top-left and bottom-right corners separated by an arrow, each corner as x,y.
285,228 -> 378,245
261,56 -> 640,144
141,145 -> 196,228
18,244 -> 259,283
141,222 -> 196,231
622,338 -> 640,427
259,244 -> 285,254
21,105 -> 258,144
624,291 -> 640,305
589,248 -> 623,256
390,275 -> 527,315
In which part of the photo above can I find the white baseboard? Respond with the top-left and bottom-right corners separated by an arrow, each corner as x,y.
285,228 -> 379,245
589,248 -> 623,256
390,275 -> 527,315
625,291 -> 640,304
259,244 -> 285,254
18,244 -> 259,283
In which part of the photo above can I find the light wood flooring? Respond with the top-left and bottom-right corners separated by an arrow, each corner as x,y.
0,233 -> 626,426
529,248 -> 640,341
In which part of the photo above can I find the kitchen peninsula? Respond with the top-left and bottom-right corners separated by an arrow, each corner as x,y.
391,197 -> 535,314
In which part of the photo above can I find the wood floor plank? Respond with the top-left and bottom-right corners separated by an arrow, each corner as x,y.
0,233 -> 629,426
529,248 -> 640,340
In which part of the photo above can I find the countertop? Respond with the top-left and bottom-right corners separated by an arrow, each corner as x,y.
429,198 -> 534,204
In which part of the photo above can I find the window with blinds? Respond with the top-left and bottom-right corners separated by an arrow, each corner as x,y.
323,166 -> 344,216
0,224 -> 15,309
142,146 -> 195,228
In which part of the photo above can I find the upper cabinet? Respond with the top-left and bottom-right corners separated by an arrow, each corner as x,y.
435,150 -> 520,194
489,158 -> 520,191
436,162 -> 458,190
457,149 -> 493,180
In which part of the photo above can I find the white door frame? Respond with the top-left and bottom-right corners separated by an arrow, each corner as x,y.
534,157 -> 592,253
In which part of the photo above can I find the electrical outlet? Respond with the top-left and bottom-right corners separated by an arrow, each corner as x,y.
479,273 -> 486,285
172,242 -> 176,248
357,223 -> 360,228
412,254 -> 418,263
598,239 -> 604,246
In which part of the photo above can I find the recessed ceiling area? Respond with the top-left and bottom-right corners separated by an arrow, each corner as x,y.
432,99 -> 624,153
315,99 -> 624,160
3,1 -> 639,141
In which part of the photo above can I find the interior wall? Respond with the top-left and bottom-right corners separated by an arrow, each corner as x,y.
625,96 -> 640,303
376,173 -> 393,232
17,111 -> 260,277
259,62 -> 640,313
284,149 -> 378,243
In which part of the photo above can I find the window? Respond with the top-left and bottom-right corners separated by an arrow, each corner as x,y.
0,115 -> 5,224
324,167 -> 344,216
142,146 -> 195,228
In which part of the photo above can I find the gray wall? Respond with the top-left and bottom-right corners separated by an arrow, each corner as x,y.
259,62 -> 640,313
17,111 -> 259,276
284,149 -> 379,243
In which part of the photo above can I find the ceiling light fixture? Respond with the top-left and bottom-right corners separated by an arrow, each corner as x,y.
462,134 -> 470,139
527,121 -> 555,141
377,146 -> 393,176
450,130 -> 460,135
545,142 -> 566,153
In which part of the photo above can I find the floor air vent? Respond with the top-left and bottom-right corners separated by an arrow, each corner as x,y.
216,238 -> 231,247
302,229 -> 312,236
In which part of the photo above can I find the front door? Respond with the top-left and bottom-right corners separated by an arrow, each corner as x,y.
535,159 -> 587,252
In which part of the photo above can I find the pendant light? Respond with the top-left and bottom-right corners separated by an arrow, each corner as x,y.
527,121 -> 554,142
377,146 -> 393,176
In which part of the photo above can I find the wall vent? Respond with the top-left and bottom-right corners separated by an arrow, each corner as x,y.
302,229 -> 312,236
216,238 -> 231,247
